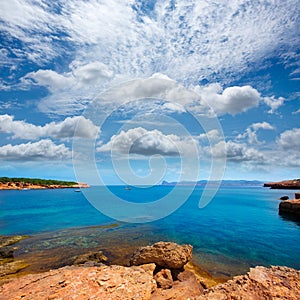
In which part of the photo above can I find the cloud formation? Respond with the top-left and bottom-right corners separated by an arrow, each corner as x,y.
277,128 -> 300,150
237,122 -> 274,144
196,83 -> 260,115
263,96 -> 285,114
0,139 -> 71,161
98,127 -> 198,157
1,0 -> 298,83
210,141 -> 265,163
0,115 -> 99,140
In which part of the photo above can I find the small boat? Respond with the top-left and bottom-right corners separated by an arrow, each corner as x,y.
124,186 -> 132,190
74,189 -> 81,192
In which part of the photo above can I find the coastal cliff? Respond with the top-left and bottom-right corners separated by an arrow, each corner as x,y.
264,179 -> 300,189
1,241 -> 299,299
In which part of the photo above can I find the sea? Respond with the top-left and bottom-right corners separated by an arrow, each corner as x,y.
0,185 -> 299,279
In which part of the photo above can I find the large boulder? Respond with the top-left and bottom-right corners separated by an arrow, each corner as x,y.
130,241 -> 193,269
279,199 -> 300,217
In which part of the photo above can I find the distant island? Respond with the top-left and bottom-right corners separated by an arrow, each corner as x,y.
161,180 -> 263,187
264,179 -> 300,190
0,177 -> 89,190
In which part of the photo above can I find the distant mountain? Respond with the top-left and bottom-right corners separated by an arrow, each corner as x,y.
161,180 -> 263,187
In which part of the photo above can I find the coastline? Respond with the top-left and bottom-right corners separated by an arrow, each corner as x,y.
264,179 -> 300,190
0,182 -> 90,190
1,236 -> 299,299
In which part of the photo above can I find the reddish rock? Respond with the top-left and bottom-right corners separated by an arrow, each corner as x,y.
0,264 -> 156,300
279,199 -> 300,217
154,269 -> 173,289
152,270 -> 204,300
264,180 -> 300,189
130,241 -> 193,269
198,266 -> 300,300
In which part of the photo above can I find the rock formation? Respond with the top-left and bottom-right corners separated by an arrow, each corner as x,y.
264,179 -> 300,189
0,235 -> 29,278
0,264 -> 157,300
1,241 -> 299,299
198,266 -> 300,300
130,241 -> 193,269
279,199 -> 300,217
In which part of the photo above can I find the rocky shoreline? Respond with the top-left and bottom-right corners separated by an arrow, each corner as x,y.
264,179 -> 300,190
0,182 -> 89,190
1,239 -> 299,299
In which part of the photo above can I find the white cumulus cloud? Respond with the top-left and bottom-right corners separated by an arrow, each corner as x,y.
210,140 -> 265,163
0,115 -> 99,140
277,128 -> 300,150
196,83 -> 260,115
97,127 -> 198,157
0,139 -> 71,161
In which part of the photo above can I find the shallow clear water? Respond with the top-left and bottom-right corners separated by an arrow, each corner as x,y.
0,186 -> 299,278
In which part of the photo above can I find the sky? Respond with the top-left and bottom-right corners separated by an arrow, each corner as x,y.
0,0 -> 299,185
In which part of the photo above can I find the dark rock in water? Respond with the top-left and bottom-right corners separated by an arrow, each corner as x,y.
0,248 -> 14,259
279,199 -> 300,218
295,192 -> 300,199
73,250 -> 108,265
0,235 -> 29,277
0,236 -> 27,248
130,241 -> 193,269
280,195 -> 289,200
0,260 -> 29,277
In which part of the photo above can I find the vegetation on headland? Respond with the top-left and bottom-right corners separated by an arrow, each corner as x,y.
0,177 -> 77,186
0,177 -> 89,190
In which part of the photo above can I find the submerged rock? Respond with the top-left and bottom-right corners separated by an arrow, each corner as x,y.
0,260 -> 29,277
73,250 -> 108,266
130,241 -> 193,269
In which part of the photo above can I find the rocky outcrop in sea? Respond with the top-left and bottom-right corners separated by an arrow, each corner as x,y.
279,192 -> 300,219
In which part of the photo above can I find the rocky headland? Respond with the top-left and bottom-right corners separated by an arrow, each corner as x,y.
1,240 -> 299,299
0,177 -> 89,190
264,179 -> 300,189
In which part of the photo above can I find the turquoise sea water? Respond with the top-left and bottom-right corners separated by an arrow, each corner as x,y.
0,186 -> 299,278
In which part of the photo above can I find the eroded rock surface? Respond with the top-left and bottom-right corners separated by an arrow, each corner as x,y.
130,241 -> 193,269
279,199 -> 300,217
0,264 -> 156,300
198,266 -> 300,300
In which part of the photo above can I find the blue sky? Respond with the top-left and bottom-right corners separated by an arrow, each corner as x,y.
0,0 -> 299,185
